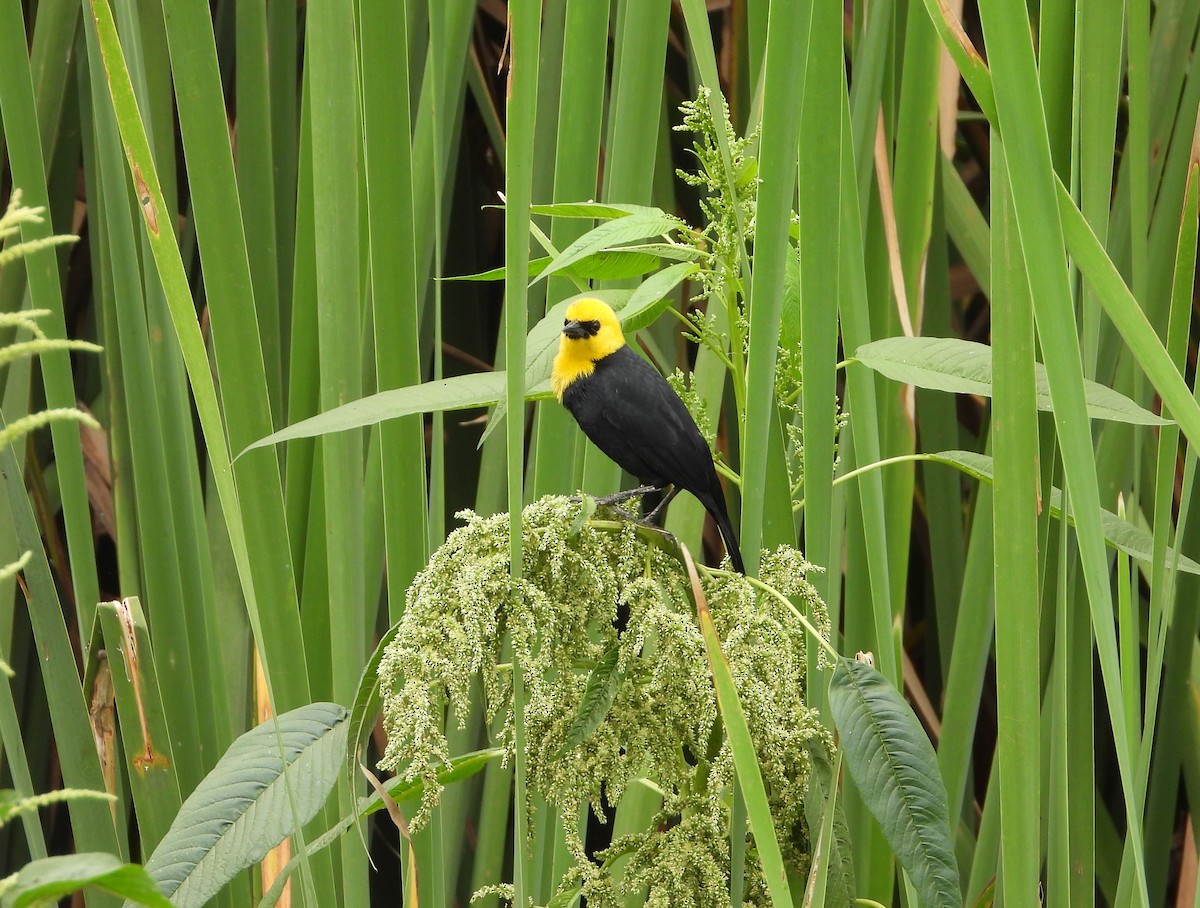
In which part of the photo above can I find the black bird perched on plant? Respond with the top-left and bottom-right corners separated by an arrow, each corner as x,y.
551,297 -> 745,574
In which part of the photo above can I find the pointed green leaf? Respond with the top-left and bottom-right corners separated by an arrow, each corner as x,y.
445,256 -> 555,281
344,622 -> 402,839
620,263 -> 700,331
257,748 -> 503,908
134,702 -> 348,908
536,209 -> 686,282
448,249 -> 667,283
854,337 -> 1169,425
828,657 -> 960,908
529,201 -> 668,220
930,450 -> 1200,574
802,743 -> 856,907
555,644 -> 624,758
3,854 -> 174,908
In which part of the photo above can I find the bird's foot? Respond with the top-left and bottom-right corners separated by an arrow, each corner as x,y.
591,485 -> 661,507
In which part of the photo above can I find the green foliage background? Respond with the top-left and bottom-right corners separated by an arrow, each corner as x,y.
1,0 -> 1199,906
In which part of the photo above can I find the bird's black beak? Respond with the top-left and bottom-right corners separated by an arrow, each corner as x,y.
562,319 -> 590,339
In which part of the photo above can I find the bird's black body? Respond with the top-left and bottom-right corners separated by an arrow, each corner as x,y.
562,345 -> 745,573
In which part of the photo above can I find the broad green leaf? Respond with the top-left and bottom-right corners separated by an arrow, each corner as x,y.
258,748 -> 503,908
2,854 -> 173,908
801,743 -> 855,908
828,657 -> 960,908
616,243 -> 706,264
930,450 -> 1200,574
133,702 -> 348,908
555,644 -> 624,758
536,209 -> 686,282
854,336 -> 1169,425
620,263 -> 700,330
561,249 -> 666,280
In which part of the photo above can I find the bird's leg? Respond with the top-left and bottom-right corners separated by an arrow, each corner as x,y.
591,484 -> 661,508
642,485 -> 681,526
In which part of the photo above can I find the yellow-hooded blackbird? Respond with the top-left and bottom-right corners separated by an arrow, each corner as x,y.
551,297 -> 744,574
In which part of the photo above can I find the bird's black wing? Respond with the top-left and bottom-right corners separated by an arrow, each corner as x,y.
583,347 -> 718,497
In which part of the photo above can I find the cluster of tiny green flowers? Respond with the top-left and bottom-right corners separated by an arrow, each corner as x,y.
666,369 -> 715,450
674,87 -> 758,290
377,495 -> 830,905
774,345 -> 848,510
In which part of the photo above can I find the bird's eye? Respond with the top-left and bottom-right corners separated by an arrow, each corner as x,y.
563,318 -> 569,325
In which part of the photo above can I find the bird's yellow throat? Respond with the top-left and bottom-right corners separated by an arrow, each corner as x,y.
551,298 -> 626,400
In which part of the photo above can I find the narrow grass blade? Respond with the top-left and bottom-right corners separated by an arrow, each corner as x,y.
740,0 -> 805,573
681,545 -> 794,907
0,425 -> 119,858
0,0 -> 100,630
989,139 -> 1042,907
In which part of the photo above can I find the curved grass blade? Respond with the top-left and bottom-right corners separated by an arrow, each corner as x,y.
930,450 -> 1200,574
681,546 -> 794,908
343,622 -> 402,850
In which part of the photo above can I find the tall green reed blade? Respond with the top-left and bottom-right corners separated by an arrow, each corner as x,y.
740,0 -> 804,575
798,0 -> 849,652
919,170 -> 966,683
26,0 -> 80,164
77,26 -> 208,791
0,429 -> 121,882
145,0 -> 317,712
834,93 -> 897,692
95,598 -> 182,855
235,0 -> 282,418
974,2 -> 1150,901
989,136 -> 1042,907
1073,0 -> 1123,376
831,46 -> 902,905
0,0 -> 100,634
85,0 -> 301,721
306,3 -> 369,904
582,0 -> 670,500
506,3 -> 542,903
530,0 -> 609,501
1130,118 -> 1200,908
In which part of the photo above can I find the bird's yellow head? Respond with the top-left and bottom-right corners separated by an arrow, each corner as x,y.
551,298 -> 626,400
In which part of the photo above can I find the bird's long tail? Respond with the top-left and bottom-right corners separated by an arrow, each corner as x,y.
705,496 -> 745,575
